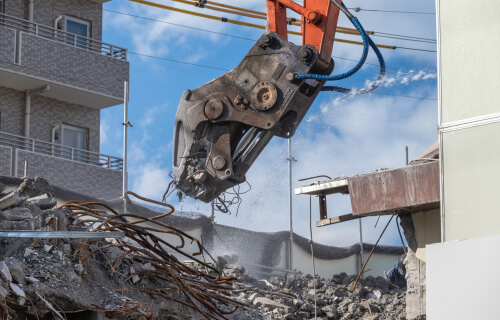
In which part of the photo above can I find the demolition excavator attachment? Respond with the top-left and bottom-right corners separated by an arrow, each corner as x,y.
172,32 -> 328,202
172,0 -> 384,202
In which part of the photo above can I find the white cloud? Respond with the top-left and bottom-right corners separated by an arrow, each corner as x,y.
131,162 -> 170,200
100,117 -> 109,145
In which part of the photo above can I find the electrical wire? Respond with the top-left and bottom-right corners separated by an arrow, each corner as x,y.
128,51 -> 435,100
128,51 -> 229,71
395,46 -> 437,53
104,9 -> 434,73
107,6 -> 435,51
128,0 -> 398,49
368,91 -> 437,101
0,52 -> 432,101
375,32 -> 436,42
371,34 -> 436,44
103,9 -> 257,41
348,7 -> 435,15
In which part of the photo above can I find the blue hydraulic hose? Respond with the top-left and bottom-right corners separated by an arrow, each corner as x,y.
294,17 -> 369,81
322,35 -> 386,94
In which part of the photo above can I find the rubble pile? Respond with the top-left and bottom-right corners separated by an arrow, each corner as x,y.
0,177 -> 242,319
207,254 -> 406,320
0,177 -> 406,320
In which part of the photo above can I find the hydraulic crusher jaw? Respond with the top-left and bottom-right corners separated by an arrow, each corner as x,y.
172,0 -> 342,202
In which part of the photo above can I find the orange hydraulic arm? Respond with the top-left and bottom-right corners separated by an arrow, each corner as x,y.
267,0 -> 342,72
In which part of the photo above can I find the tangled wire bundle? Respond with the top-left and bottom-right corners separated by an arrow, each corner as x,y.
54,191 -> 248,320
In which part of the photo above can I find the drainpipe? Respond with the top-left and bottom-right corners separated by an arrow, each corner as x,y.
54,15 -> 63,29
51,124 -> 60,156
54,15 -> 63,40
25,85 -> 50,139
28,0 -> 34,22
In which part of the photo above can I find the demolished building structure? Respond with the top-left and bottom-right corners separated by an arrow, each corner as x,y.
0,176 -> 408,319
296,143 -> 440,320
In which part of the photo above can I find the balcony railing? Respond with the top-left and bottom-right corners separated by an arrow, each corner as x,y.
0,13 -> 127,60
0,131 -> 123,171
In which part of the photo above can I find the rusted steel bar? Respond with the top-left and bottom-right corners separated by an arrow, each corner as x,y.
350,215 -> 394,292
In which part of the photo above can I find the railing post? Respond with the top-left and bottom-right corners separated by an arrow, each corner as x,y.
73,35 -> 77,47
71,148 -> 74,160
107,157 -> 111,168
31,140 -> 35,152
35,24 -> 38,36
110,45 -> 114,57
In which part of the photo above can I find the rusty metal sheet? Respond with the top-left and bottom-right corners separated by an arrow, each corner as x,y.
348,161 -> 440,216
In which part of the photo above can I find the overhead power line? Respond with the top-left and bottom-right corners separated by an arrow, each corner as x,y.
376,32 -> 436,42
106,8 -> 436,48
1,51 -> 432,102
369,91 -> 437,101
128,51 -> 229,71
349,7 -> 435,15
128,0 -> 396,49
125,53 -> 435,101
396,47 -> 436,53
103,9 -> 256,41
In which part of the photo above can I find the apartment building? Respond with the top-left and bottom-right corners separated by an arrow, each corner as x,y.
0,0 -> 129,200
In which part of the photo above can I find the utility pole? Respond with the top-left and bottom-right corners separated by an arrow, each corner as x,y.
122,81 -> 131,213
359,218 -> 364,275
287,138 -> 297,270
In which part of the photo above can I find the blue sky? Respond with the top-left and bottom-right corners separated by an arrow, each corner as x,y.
99,0 -> 438,247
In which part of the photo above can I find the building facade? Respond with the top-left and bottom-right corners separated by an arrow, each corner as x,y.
0,0 -> 128,199
427,1 -> 500,319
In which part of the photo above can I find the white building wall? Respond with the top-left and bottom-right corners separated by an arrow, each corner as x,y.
427,235 -> 500,320
430,1 -> 500,318
439,0 -> 500,242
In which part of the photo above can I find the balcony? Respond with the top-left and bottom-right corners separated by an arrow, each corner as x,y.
0,131 -> 123,200
0,13 -> 129,109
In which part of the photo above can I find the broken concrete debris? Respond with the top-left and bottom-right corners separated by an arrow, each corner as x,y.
187,254 -> 406,320
0,177 -> 406,319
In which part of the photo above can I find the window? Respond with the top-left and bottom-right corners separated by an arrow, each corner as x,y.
64,16 -> 90,49
61,124 -> 88,162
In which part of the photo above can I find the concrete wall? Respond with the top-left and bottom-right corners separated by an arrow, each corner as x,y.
0,26 -> 15,65
0,86 -> 100,152
5,0 -> 103,41
16,149 -> 122,200
400,210 -> 441,320
0,32 -> 128,100
442,122 -> 500,241
427,234 -> 500,320
290,243 -> 397,279
439,1 -> 500,124
157,223 -> 404,279
439,0 -> 500,241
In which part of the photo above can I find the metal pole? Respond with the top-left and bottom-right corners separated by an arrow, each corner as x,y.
358,218 -> 364,276
288,138 -> 293,270
122,81 -> 129,213
405,146 -> 409,165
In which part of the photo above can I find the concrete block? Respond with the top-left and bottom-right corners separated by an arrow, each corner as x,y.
0,191 -> 21,210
